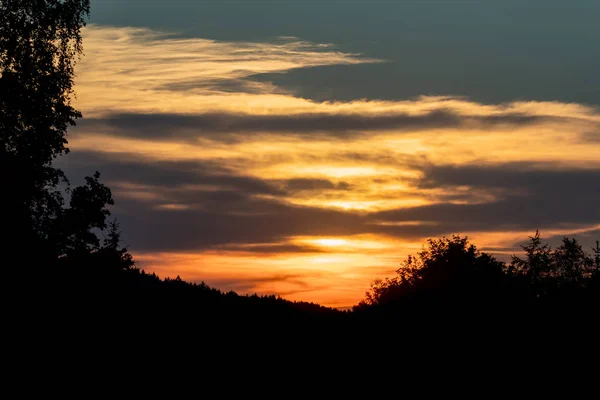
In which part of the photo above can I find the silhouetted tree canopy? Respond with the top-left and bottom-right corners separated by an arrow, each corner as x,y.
0,1 -> 121,268
509,231 -> 599,299
57,171 -> 114,255
1,0 -> 92,253
98,218 -> 135,270
356,236 -> 509,312
356,233 -> 600,317
1,0 -> 90,162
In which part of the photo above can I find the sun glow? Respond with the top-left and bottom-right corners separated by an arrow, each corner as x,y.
311,238 -> 348,247
295,235 -> 397,251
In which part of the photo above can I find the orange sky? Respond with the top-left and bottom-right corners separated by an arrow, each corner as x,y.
62,26 -> 600,308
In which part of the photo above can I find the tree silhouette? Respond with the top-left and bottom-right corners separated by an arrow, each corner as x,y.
357,236 -> 508,312
509,231 -> 552,281
97,218 -> 135,272
0,0 -> 123,275
61,171 -> 114,255
1,0 -> 91,258
552,237 -> 594,284
357,232 -> 600,320
509,233 -> 597,300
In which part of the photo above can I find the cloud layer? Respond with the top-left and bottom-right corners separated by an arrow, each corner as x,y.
58,25 -> 600,307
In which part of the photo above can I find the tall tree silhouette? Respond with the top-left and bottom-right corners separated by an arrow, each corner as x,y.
59,171 -> 114,256
552,237 -> 594,285
1,0 -> 92,259
510,233 -> 597,299
96,218 -> 135,272
357,236 -> 508,312
509,230 -> 553,297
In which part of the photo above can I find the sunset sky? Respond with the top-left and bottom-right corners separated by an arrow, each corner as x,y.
58,0 -> 600,308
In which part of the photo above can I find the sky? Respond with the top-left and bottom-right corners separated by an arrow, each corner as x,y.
58,0 -> 600,308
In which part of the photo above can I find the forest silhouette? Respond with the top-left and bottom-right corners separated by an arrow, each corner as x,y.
3,1 -> 599,339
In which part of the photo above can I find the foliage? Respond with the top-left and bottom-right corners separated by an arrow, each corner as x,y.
1,0 -> 92,253
60,171 -> 114,255
1,0 -> 119,270
358,233 -> 600,314
1,0 -> 90,163
98,218 -> 135,271
510,231 -> 597,295
358,236 -> 507,310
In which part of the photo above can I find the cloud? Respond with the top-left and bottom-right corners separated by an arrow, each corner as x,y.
417,162 -> 600,193
217,243 -> 325,255
113,194 -> 368,252
284,178 -> 352,192
61,150 -> 600,255
60,150 -> 369,252
61,24 -> 600,307
63,151 -> 284,196
75,25 -> 380,117
76,26 -> 600,126
375,162 -> 600,235
285,178 -> 338,191
581,130 -> 600,143
76,110 -> 555,143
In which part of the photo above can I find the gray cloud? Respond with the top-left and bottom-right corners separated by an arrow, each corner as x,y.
114,194 -> 367,252
217,243 -> 325,254
284,178 -> 351,192
60,151 -> 367,251
376,163 -> 600,235
160,77 -> 284,95
76,110 -> 551,141
581,130 -> 600,143
60,151 -> 600,253
61,151 -> 284,197
417,162 -> 600,192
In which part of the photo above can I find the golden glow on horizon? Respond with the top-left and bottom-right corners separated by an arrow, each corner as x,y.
133,247 -> 412,308
67,25 -> 600,308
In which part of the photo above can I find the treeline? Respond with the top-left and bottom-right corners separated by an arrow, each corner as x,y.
52,227 -> 600,326
48,219 -> 343,325
65,255 -> 343,321
354,234 -> 600,318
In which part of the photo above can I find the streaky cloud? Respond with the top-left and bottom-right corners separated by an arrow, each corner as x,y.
60,151 -> 600,253
76,25 -> 381,116
77,110 -> 552,141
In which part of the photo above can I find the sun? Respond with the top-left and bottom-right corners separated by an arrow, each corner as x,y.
311,238 -> 348,247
